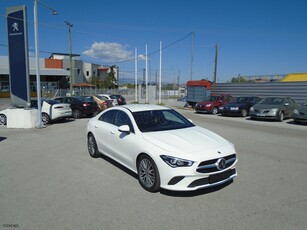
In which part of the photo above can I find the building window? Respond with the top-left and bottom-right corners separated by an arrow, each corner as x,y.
86,71 -> 89,76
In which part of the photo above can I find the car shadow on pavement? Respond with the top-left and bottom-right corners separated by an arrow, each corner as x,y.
98,154 -> 138,180
160,180 -> 234,197
0,136 -> 7,142
286,120 -> 307,126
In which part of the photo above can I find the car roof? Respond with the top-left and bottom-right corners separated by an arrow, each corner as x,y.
121,104 -> 170,113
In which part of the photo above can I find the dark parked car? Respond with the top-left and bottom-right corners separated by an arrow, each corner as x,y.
249,97 -> 297,122
293,102 -> 307,124
195,94 -> 233,114
55,96 -> 99,119
110,94 -> 126,105
219,96 -> 261,117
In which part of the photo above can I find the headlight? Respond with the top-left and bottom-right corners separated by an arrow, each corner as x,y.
205,104 -> 212,107
270,108 -> 279,114
250,107 -> 254,112
160,155 -> 194,168
293,109 -> 299,115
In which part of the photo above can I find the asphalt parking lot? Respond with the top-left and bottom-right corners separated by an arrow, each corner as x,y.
0,102 -> 307,230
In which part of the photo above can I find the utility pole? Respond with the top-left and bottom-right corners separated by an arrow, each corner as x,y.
190,32 -> 194,80
213,44 -> 218,95
65,21 -> 73,96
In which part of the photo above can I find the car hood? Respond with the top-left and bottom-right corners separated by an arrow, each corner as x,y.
142,126 -> 230,154
223,102 -> 246,107
198,101 -> 216,105
297,105 -> 307,113
253,104 -> 282,110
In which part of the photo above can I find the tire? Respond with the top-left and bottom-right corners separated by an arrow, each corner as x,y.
137,155 -> 160,193
241,109 -> 248,117
72,109 -> 82,119
278,111 -> 284,122
41,113 -> 50,125
87,133 -> 100,158
212,107 -> 218,115
0,114 -> 7,125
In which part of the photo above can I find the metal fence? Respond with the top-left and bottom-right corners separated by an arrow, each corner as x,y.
214,82 -> 307,103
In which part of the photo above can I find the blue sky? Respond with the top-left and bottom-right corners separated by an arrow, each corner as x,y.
1,0 -> 307,83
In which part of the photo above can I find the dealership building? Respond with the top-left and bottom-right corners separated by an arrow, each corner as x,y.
0,53 -> 118,95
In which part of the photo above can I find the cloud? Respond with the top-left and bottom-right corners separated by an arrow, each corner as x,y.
83,42 -> 133,62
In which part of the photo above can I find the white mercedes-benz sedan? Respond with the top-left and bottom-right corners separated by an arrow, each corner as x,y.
86,104 -> 237,192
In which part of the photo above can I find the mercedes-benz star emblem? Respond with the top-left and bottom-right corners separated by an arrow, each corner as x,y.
216,158 -> 226,170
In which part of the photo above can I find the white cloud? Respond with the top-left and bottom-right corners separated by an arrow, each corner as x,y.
83,42 -> 133,62
137,54 -> 146,61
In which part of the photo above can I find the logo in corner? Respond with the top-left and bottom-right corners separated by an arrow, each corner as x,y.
12,22 -> 19,32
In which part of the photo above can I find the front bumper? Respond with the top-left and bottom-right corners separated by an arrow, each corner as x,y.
221,109 -> 242,116
195,107 -> 213,113
159,154 -> 238,191
249,110 -> 279,120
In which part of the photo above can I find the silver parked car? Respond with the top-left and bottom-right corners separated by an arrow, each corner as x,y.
249,97 -> 297,122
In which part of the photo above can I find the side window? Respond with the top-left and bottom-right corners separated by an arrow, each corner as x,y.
114,111 -> 134,133
98,110 -> 117,124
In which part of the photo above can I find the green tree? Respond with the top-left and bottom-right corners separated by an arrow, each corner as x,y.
231,76 -> 248,83
102,65 -> 118,89
89,75 -> 101,88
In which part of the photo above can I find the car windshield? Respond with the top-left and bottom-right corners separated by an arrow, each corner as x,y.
259,97 -> 283,105
233,97 -> 248,103
110,95 -> 118,99
46,100 -> 61,105
132,109 -> 195,132
206,96 -> 219,101
77,96 -> 93,102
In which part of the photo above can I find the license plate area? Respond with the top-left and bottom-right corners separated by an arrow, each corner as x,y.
209,169 -> 236,184
257,113 -> 265,117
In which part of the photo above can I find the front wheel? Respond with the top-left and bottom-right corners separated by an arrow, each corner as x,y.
212,107 -> 218,115
278,111 -> 284,122
137,155 -> 160,193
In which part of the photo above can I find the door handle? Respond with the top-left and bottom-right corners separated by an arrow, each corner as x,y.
110,130 -> 115,134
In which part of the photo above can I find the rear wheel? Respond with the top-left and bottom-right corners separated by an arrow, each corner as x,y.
72,109 -> 82,119
87,133 -> 100,158
41,113 -> 50,125
241,109 -> 248,117
137,155 -> 160,193
0,114 -> 7,125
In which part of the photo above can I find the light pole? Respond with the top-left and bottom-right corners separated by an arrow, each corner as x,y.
33,0 -> 57,128
65,21 -> 73,96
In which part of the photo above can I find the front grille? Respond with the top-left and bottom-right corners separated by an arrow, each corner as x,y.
188,169 -> 236,188
196,154 -> 236,173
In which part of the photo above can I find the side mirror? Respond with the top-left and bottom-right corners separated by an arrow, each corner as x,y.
118,125 -> 130,133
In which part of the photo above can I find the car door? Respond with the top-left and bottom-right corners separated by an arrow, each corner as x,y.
94,110 -> 117,156
107,110 -> 137,170
286,98 -> 297,117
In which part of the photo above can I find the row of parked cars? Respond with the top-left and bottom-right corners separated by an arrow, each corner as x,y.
0,94 -> 126,126
194,94 -> 307,124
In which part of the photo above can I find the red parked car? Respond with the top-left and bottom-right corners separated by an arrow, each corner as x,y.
195,94 -> 234,114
